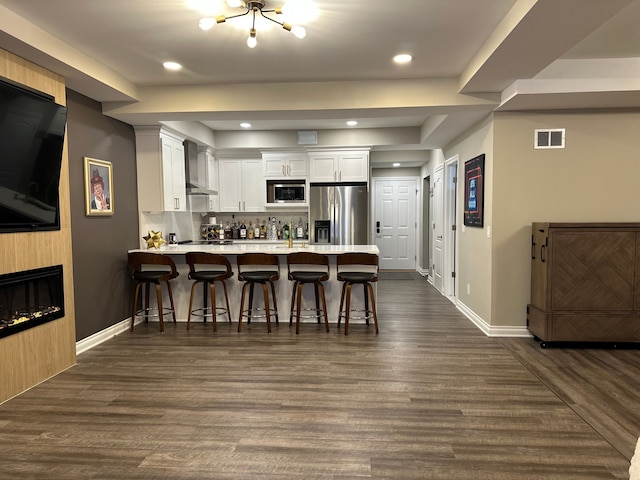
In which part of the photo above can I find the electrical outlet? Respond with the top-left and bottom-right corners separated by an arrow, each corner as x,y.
467,284 -> 471,295
487,226 -> 491,239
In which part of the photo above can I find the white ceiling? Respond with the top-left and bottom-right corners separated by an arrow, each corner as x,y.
0,0 -> 639,167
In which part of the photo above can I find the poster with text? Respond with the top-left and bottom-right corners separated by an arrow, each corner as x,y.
463,154 -> 484,227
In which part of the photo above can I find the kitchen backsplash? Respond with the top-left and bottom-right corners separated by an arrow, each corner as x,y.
138,210 -> 308,247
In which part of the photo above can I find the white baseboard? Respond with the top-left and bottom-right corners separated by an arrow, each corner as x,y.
76,317 -> 137,356
456,300 -> 531,338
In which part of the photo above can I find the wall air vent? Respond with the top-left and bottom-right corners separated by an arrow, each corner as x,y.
297,131 -> 318,145
534,129 -> 565,149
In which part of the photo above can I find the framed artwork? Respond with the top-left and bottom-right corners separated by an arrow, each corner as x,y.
84,157 -> 113,216
463,154 -> 484,227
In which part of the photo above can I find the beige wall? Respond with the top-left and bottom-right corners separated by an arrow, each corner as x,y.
0,49 -> 76,402
491,110 -> 640,328
445,116 -> 494,324
443,109 -> 640,331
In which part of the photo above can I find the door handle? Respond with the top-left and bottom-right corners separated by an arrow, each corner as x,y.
376,221 -> 380,234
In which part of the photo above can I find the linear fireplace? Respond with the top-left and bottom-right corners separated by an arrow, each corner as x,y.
0,265 -> 64,339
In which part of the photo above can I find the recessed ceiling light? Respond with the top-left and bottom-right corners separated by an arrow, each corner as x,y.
163,61 -> 182,71
393,54 -> 412,64
240,122 -> 252,128
393,162 -> 401,167
346,120 -> 358,127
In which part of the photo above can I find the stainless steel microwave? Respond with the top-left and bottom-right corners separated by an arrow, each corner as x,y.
267,180 -> 306,203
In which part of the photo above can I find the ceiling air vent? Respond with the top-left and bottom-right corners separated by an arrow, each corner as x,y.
534,129 -> 565,149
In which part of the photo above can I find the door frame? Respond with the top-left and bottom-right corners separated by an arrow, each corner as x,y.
420,175 -> 431,278
443,155 -> 459,298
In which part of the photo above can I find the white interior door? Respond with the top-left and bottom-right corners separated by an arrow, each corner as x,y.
444,158 -> 458,297
374,178 -> 417,270
432,166 -> 444,292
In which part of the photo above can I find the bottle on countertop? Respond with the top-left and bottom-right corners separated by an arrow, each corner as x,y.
254,219 -> 261,239
282,221 -> 289,240
261,219 -> 268,240
247,220 -> 254,239
224,221 -> 232,240
240,219 -> 247,239
290,220 -> 296,240
297,218 -> 304,239
231,221 -> 239,240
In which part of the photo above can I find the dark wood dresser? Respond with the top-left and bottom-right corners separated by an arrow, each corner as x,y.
528,222 -> 640,345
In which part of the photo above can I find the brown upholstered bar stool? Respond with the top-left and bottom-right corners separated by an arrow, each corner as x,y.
236,253 -> 280,333
287,252 -> 330,334
185,252 -> 233,332
128,252 -> 179,333
337,253 -> 379,335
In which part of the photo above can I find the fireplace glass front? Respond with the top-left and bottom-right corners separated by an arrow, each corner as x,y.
0,265 -> 64,339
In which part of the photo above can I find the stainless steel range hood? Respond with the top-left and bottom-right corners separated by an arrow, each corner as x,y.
184,140 -> 218,195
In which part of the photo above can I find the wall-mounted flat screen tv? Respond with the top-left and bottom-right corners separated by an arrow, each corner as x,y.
0,77 -> 68,233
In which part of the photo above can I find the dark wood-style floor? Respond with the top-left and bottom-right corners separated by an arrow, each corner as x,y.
1,273 -> 638,479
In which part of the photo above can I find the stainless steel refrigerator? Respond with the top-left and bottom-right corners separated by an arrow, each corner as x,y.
309,182 -> 368,245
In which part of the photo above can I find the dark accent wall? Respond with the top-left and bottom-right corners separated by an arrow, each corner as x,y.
66,89 -> 138,341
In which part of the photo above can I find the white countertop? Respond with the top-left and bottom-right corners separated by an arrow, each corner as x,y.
128,243 -> 379,255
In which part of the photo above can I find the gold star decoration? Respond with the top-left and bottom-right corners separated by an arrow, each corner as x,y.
143,230 -> 166,249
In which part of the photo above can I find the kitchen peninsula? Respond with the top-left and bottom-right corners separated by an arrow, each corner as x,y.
128,243 -> 379,329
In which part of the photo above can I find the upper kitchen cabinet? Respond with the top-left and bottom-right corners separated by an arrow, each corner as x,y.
309,151 -> 369,183
218,158 -> 265,213
263,152 -> 308,179
134,126 -> 186,212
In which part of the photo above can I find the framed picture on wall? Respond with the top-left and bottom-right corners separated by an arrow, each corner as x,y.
84,157 -> 113,216
463,154 -> 484,227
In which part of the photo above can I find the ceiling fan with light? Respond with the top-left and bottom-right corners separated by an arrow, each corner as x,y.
199,0 -> 307,48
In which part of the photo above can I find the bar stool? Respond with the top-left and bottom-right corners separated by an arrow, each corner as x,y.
237,253 -> 280,333
128,252 -> 179,333
185,252 -> 233,332
287,252 -> 330,334
337,253 -> 379,335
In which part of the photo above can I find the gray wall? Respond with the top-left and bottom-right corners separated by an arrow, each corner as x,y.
66,89 -> 139,341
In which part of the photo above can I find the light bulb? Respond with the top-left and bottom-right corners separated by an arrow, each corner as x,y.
199,18 -> 216,31
226,0 -> 243,7
247,35 -> 257,48
291,25 -> 306,39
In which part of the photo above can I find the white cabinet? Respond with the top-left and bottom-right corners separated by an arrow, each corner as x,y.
135,127 -> 186,212
218,159 -> 265,212
309,151 -> 369,183
263,153 -> 308,179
